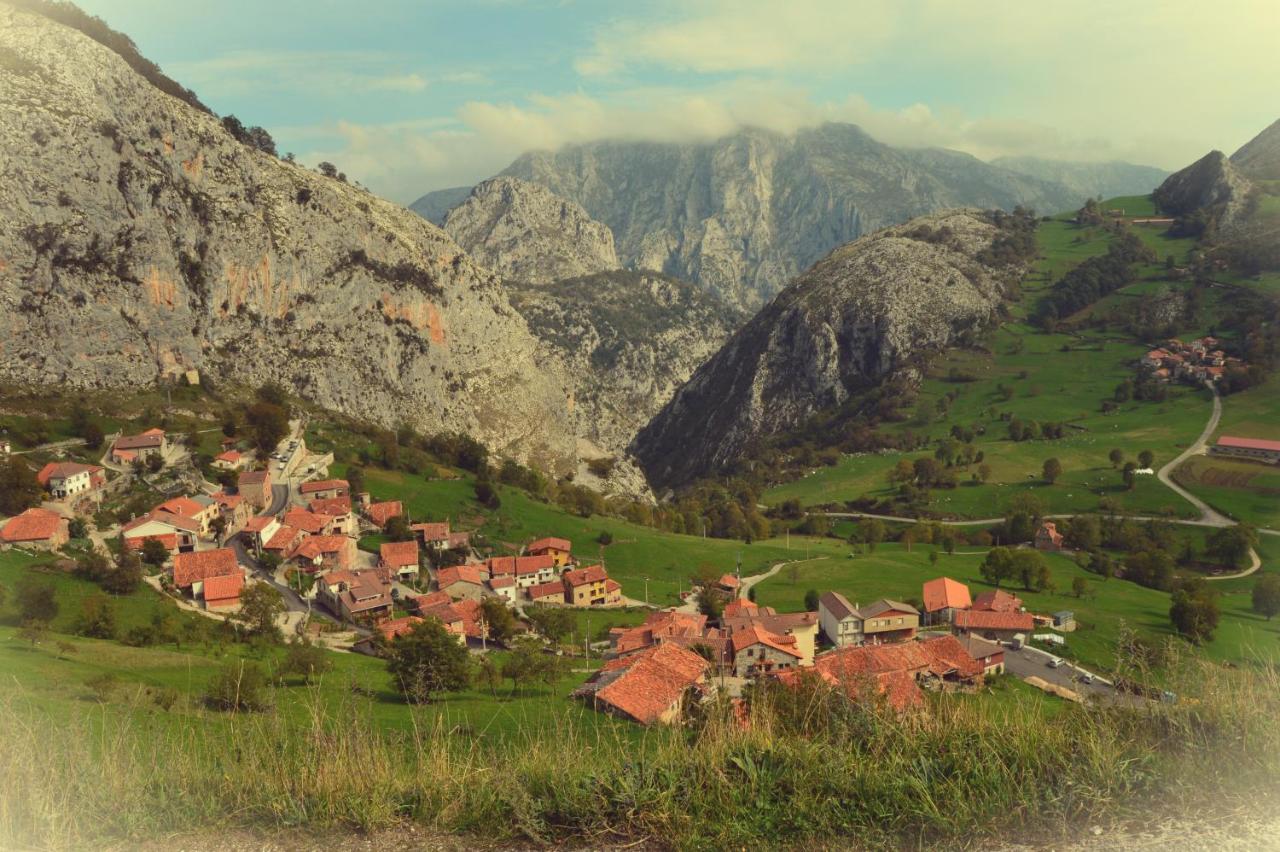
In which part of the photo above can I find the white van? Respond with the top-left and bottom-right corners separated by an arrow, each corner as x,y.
1046,657 -> 1065,669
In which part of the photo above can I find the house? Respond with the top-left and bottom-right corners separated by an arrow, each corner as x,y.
200,572 -> 245,610
487,575 -> 518,603
956,634 -> 1005,675
36,462 -> 105,500
972,589 -> 1024,612
156,495 -> 221,538
723,610 -> 819,668
0,507 -> 68,550
380,539 -> 420,580
416,601 -> 470,644
172,548 -> 240,601
300,478 -> 349,501
288,535 -> 357,573
1052,610 -> 1077,631
573,643 -> 712,726
921,577 -> 972,625
212,449 -> 245,471
953,609 -> 1035,642
307,496 -> 356,535
121,511 -> 199,553
406,590 -> 451,612
725,622 -> 804,677
316,568 -> 393,623
282,507 -> 341,536
563,564 -> 611,606
111,429 -> 166,464
1034,521 -> 1064,551
526,536 -> 572,566
262,523 -> 306,558
799,635 -> 986,711
715,574 -> 741,594
1210,435 -> 1280,465
487,554 -> 558,588
818,592 -> 918,647
364,500 -> 403,529
436,564 -> 488,600
604,578 -> 623,606
610,611 -> 708,656
237,469 -> 272,510
526,579 -> 568,605
241,514 -> 280,552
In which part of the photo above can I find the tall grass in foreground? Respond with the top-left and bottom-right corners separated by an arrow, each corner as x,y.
1,655 -> 1278,850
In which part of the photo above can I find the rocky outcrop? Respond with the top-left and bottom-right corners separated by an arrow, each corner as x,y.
410,185 -> 472,225
442,177 -> 619,284
507,270 -> 742,491
1153,151 -> 1253,228
1230,118 -> 1280,182
992,156 -> 1168,202
481,125 -> 1079,311
631,210 -> 1030,490
0,7 -> 595,476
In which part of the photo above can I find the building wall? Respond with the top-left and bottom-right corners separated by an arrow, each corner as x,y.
1211,446 -> 1280,465
733,644 -> 800,677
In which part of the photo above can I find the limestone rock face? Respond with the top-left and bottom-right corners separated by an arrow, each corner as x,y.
1153,151 -> 1253,228
0,7 -> 589,476
1230,118 -> 1280,181
410,185 -> 472,225
442,177 -> 620,284
492,125 -> 1079,311
631,210 -> 1028,490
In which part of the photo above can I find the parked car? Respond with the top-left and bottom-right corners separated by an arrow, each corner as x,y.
1046,657 -> 1064,669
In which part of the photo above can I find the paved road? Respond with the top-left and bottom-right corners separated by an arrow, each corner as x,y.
1156,383 -> 1233,528
1001,644 -> 1124,703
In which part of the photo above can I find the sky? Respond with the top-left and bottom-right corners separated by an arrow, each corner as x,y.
75,0 -> 1280,204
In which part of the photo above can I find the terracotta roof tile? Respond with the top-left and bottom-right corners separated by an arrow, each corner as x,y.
526,579 -> 567,601
365,500 -> 403,527
0,508 -> 64,542
563,564 -> 608,587
527,536 -> 571,553
201,571 -> 244,603
300,479 -> 348,494
575,644 -> 709,725
173,548 -> 238,588
971,589 -> 1023,613
380,540 -> 419,568
954,610 -> 1034,631
922,577 -> 972,612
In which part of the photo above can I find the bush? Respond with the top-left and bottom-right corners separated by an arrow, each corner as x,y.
204,661 -> 274,712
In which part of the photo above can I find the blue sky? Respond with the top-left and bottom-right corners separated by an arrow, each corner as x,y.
77,0 -> 1280,202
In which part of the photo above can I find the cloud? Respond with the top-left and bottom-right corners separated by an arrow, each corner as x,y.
169,51 -> 457,98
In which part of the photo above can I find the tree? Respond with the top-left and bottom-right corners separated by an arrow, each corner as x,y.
1011,549 -> 1051,591
317,161 -> 338,179
204,661 -> 274,712
474,479 -> 501,510
501,634 -> 555,695
346,465 -> 366,498
526,606 -> 575,642
474,655 -> 501,697
146,453 -> 165,474
210,515 -> 227,542
386,619 -> 471,703
1207,525 -> 1257,570
16,578 -> 58,623
1169,581 -> 1220,644
480,597 -> 518,644
1108,448 -> 1124,469
1251,574 -> 1280,621
280,638 -> 332,684
0,457 -> 41,515
77,593 -> 117,639
141,537 -> 170,567
235,583 -> 284,640
82,422 -> 105,450
858,519 -> 886,553
0,581 -> 7,609
979,547 -> 1017,588
977,463 -> 992,483
696,587 -> 725,622
1122,463 -> 1138,491
101,549 -> 143,594
1042,457 -> 1063,485
384,514 -> 412,542
245,401 -> 288,455
929,550 -> 940,565
1071,577 -> 1088,598
1064,515 -> 1101,551
803,589 -> 820,612
1138,450 -> 1155,469
18,619 -> 48,646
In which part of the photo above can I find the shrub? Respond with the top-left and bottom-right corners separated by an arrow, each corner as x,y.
204,661 -> 273,712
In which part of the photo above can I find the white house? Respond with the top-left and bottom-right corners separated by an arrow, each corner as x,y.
818,591 -> 864,648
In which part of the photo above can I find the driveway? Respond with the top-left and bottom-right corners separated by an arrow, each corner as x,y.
1000,643 -> 1133,704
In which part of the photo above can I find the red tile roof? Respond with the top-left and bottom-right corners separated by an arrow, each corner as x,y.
526,580 -> 567,601
300,478 -> 348,494
408,591 -> 451,610
243,515 -> 275,533
611,611 -> 708,655
527,536 -> 571,553
308,496 -> 352,516
114,432 -> 164,450
36,461 -> 102,486
215,450 -> 241,463
487,554 -> 555,576
437,564 -> 486,589
380,540 -> 419,568
377,616 -> 424,642
972,589 -> 1023,613
156,496 -> 206,519
282,507 -> 333,534
730,623 -> 802,659
563,564 -> 608,587
124,532 -> 178,553
954,609 -> 1034,632
717,573 -> 740,589
239,470 -> 269,485
1217,435 -> 1280,452
0,508 -> 64,543
290,535 -> 349,561
263,524 -> 303,551
213,491 -> 243,510
576,643 -> 709,725
173,548 -> 239,588
201,571 -> 244,604
489,575 -> 516,589
122,510 -> 201,535
922,577 -> 972,613
723,598 -> 771,618
365,500 -> 403,527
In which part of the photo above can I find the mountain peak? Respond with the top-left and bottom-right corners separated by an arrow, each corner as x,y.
1230,117 -> 1280,181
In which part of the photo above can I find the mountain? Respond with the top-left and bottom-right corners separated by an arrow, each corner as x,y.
442,177 -> 619,284
1230,118 -> 1280,181
631,209 -> 1033,490
461,124 -> 1077,311
1153,150 -> 1253,228
0,5 -> 607,479
991,156 -> 1168,201
410,185 -> 472,225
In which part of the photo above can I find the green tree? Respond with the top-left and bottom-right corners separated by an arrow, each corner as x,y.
101,549 -> 143,594
345,465 -> 365,498
16,578 -> 58,623
1207,525 -> 1257,570
382,620 -> 471,703
1122,462 -> 1138,491
803,589 -> 820,612
235,583 -> 285,640
18,619 -> 48,646
384,514 -> 412,542
1042,457 -> 1063,484
858,518 -> 886,553
245,401 -> 288,455
1071,576 -> 1088,598
0,457 -> 41,515
279,638 -> 332,684
979,547 -> 1017,588
1138,450 -> 1155,469
76,593 -> 117,639
977,463 -> 992,483
480,597 -> 518,644
474,655 -> 501,697
68,517 -> 88,540
1108,448 -> 1124,469
1169,580 -> 1220,644
1251,574 -> 1280,621
204,661 -> 274,712
500,634 -> 551,696
526,606 -> 575,642
696,587 -> 725,622
141,538 -> 170,567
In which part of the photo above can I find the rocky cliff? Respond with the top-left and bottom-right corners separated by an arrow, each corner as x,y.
992,156 -> 1168,202
631,210 -> 1030,490
0,6 -> 592,475
1153,150 -> 1253,228
1230,118 -> 1280,181
442,177 -> 619,284
479,124 -> 1077,311
410,185 -> 473,226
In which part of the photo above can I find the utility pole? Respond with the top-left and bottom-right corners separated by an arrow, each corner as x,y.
643,576 -> 649,607
585,613 -> 591,663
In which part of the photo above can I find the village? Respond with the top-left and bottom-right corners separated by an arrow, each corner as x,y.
0,419 -> 1102,728
1140,335 -> 1242,386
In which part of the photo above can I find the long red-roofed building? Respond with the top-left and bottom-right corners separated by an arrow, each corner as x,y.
1211,435 -> 1280,465
953,609 -> 1034,642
